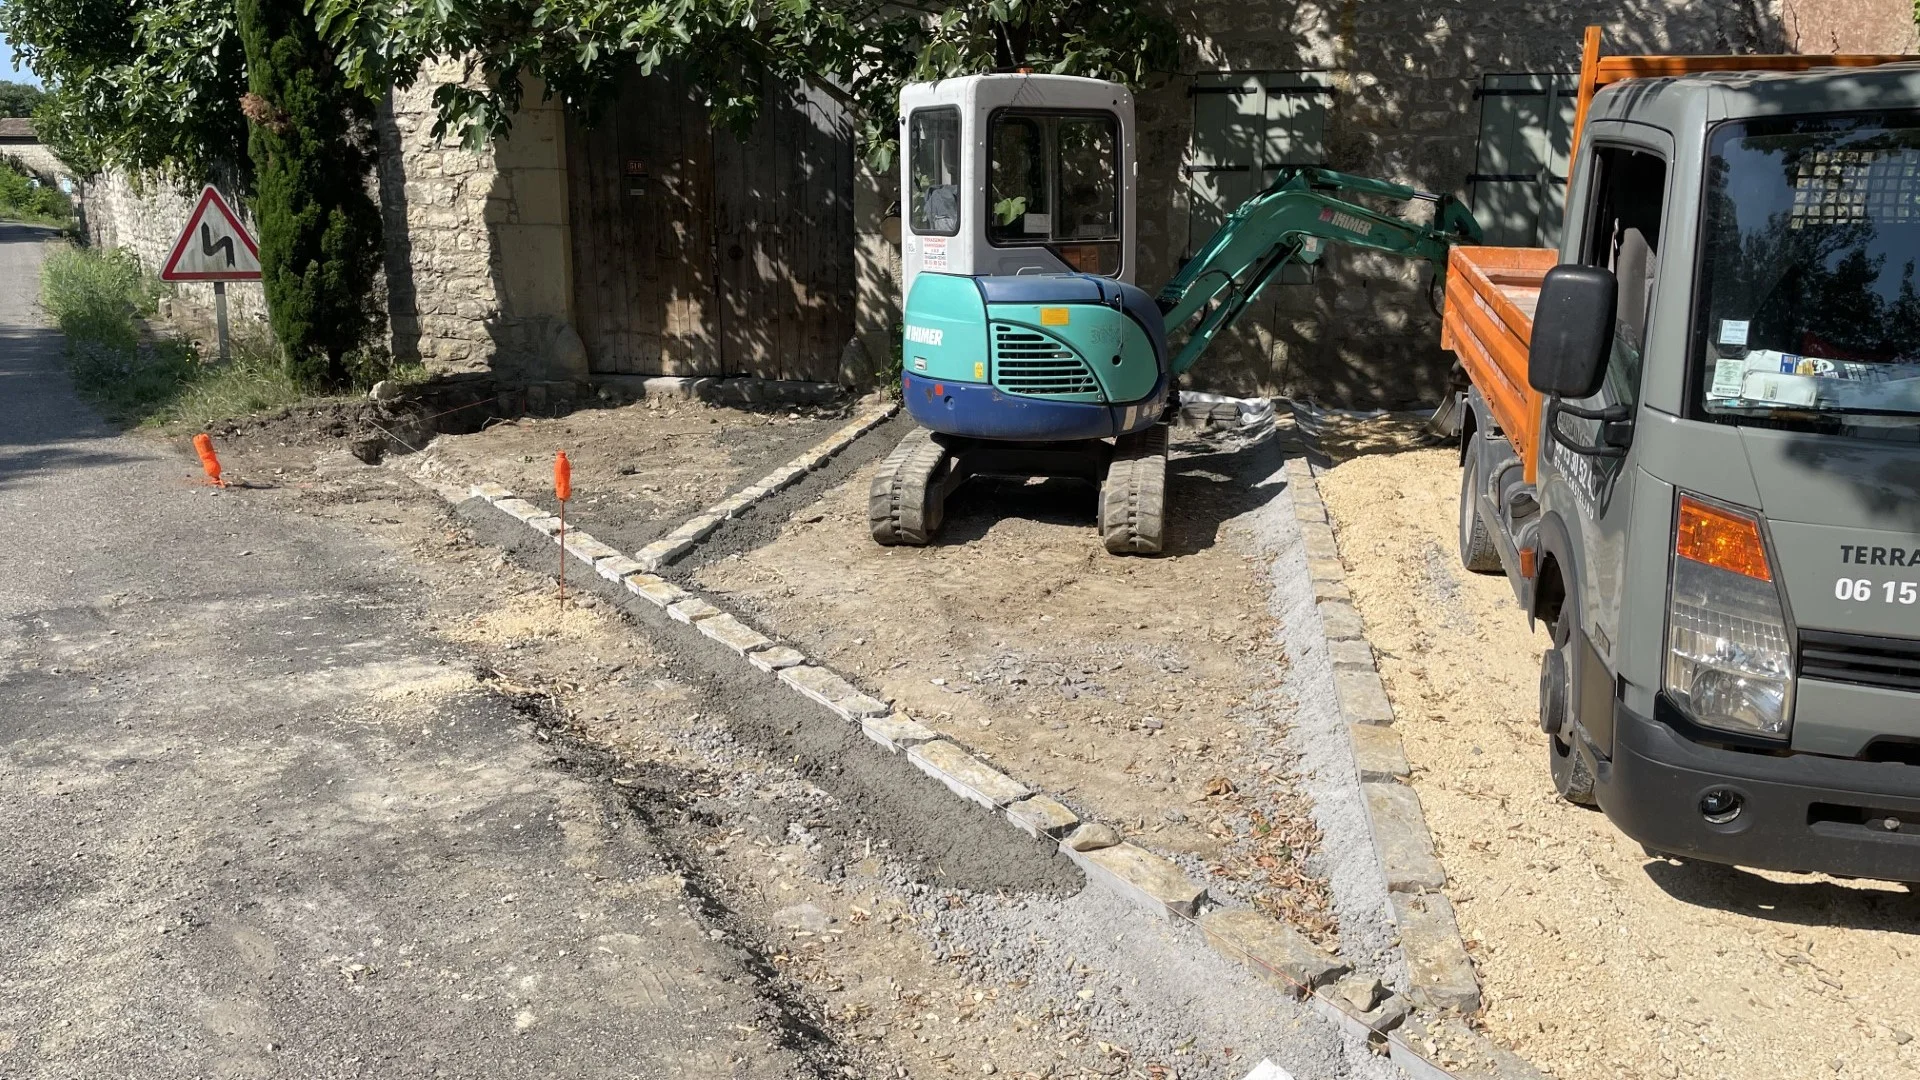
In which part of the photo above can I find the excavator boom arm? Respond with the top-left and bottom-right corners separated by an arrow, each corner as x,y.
1156,166 -> 1482,375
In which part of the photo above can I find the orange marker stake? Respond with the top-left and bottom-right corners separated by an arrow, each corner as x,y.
554,451 -> 572,605
192,433 -> 225,487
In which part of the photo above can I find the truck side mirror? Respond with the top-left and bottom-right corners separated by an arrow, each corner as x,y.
1528,265 -> 1617,399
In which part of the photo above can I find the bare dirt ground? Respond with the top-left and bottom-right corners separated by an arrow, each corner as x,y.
692,425 -> 1339,941
411,396 -> 857,555
1315,421 -> 1920,1080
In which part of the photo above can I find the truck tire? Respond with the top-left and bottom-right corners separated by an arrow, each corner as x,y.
1542,611 -> 1598,807
1457,437 -> 1502,573
869,428 -> 948,546
1100,425 -> 1167,555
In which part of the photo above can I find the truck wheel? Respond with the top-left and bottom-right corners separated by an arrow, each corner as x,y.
869,428 -> 948,546
1100,425 -> 1167,555
1457,438 -> 1502,573
1542,617 -> 1597,807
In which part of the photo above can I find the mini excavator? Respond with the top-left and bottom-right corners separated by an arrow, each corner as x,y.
874,73 -> 1481,553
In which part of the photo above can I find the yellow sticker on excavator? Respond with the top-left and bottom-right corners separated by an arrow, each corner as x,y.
1040,307 -> 1070,326
973,361 -> 985,380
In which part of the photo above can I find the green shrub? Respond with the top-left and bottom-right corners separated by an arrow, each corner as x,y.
0,157 -> 72,226
40,243 -> 306,426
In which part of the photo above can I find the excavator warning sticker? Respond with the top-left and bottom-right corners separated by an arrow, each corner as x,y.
923,235 -> 948,271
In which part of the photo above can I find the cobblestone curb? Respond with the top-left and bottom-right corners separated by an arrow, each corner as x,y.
632,404 -> 898,571
1286,454 -> 1547,1079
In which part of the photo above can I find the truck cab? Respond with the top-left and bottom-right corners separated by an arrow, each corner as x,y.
1454,57 -> 1920,880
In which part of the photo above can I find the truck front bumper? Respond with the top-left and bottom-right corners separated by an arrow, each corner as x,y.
1598,698 -> 1920,882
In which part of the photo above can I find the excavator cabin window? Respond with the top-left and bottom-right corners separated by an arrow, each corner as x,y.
986,110 -> 1122,275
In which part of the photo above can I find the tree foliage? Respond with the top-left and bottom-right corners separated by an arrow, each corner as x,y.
311,0 -> 1179,168
0,0 -> 246,181
238,0 -> 382,388
0,78 -> 42,118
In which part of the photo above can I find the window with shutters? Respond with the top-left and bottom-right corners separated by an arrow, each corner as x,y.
1469,73 -> 1577,248
1184,72 -> 1332,277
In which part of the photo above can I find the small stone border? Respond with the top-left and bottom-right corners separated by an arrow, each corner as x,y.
405,411 -> 1530,1079
1286,454 -> 1547,1080
592,374 -> 848,408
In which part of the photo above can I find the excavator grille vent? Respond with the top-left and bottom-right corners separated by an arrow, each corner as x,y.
990,324 -> 1100,398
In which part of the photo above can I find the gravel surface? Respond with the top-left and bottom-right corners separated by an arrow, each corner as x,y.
1317,430 -> 1920,1080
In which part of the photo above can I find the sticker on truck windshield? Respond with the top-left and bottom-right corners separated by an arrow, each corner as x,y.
1719,319 -> 1750,347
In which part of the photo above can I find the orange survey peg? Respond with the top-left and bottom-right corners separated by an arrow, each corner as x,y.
554,450 -> 572,603
192,433 -> 225,487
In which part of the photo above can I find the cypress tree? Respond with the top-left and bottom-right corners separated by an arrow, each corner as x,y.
236,0 -> 381,389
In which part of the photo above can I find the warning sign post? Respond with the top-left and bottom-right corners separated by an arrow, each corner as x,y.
160,186 -> 262,364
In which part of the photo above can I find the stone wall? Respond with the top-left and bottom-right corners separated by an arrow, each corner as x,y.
1782,0 -> 1918,52
1134,0 -> 1792,407
0,141 -> 72,183
378,66 -> 582,386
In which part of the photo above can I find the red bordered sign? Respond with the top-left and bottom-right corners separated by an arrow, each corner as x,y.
160,186 -> 262,282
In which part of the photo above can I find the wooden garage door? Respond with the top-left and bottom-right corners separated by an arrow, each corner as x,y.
566,73 -> 855,380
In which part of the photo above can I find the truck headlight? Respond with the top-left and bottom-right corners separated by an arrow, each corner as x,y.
1664,494 -> 1794,739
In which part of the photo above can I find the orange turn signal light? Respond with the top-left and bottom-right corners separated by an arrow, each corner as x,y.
1676,495 -> 1771,581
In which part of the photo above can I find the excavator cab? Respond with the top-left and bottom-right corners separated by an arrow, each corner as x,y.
897,75 -> 1170,444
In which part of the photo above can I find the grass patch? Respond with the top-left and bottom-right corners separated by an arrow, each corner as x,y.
0,156 -> 74,228
41,244 -> 313,427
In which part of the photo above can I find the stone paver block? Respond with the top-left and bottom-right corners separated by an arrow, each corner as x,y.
1200,908 -> 1350,996
562,532 -> 624,564
1390,891 -> 1482,1014
1005,794 -> 1079,840
527,515 -> 564,537
778,664 -> 869,714
1294,501 -> 1328,524
748,646 -> 808,673
1394,1017 -> 1547,1080
1071,842 -> 1207,921
1319,600 -> 1366,641
861,712 -> 941,752
633,537 -> 693,570
1362,782 -> 1448,893
698,613 -> 774,655
1307,558 -> 1346,583
667,597 -> 723,624
833,692 -> 894,722
1301,521 -> 1341,561
1335,668 -> 1395,725
710,494 -> 755,519
1313,579 -> 1353,603
492,497 -> 548,523
666,513 -> 724,544
469,482 -> 514,502
625,573 -> 688,608
1329,638 -> 1376,671
906,740 -> 1031,809
762,464 -> 808,491
595,555 -> 648,584
1349,724 -> 1411,782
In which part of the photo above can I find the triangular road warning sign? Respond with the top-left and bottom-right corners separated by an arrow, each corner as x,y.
161,186 -> 262,282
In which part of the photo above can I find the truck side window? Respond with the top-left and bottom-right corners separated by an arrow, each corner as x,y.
909,108 -> 962,237
1581,146 -> 1666,405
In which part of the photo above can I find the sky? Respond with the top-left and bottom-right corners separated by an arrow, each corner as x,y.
1,33 -> 39,86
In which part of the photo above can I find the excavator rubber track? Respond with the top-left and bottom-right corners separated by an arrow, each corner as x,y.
1098,424 -> 1168,555
869,428 -> 949,545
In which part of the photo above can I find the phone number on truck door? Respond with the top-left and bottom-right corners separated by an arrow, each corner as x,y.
1834,577 -> 1920,604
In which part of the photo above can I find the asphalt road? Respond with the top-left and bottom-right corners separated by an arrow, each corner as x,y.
0,224 -> 817,1077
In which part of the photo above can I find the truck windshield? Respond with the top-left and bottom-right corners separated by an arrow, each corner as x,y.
1695,112 -> 1920,429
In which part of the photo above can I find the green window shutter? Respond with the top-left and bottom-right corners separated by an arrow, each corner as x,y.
1471,73 -> 1578,248
1186,74 -> 1262,259
1537,75 -> 1578,249
1262,71 -> 1330,169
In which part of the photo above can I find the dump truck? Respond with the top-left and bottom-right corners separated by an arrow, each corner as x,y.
1439,28 -> 1920,880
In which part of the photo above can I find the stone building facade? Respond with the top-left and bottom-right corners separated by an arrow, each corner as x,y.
79,2 -> 1920,406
